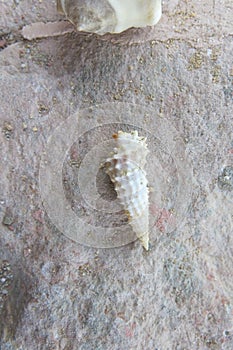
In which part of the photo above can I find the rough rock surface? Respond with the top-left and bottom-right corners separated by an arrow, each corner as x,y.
0,1 -> 233,349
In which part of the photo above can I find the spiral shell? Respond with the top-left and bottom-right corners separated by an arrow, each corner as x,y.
105,130 -> 150,250
57,0 -> 162,35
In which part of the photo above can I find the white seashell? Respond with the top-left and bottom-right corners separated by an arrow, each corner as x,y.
105,130 -> 150,250
57,0 -> 162,35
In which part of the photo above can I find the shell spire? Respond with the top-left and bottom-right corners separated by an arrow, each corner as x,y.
105,130 -> 150,250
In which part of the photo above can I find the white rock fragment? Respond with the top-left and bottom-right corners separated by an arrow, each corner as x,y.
57,0 -> 162,35
21,21 -> 74,40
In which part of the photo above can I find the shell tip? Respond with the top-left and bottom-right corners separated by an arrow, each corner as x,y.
139,235 -> 149,251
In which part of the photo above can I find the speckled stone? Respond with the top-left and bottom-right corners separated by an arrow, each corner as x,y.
0,1 -> 233,349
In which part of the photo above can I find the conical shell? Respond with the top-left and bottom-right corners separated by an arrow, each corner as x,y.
105,130 -> 150,250
57,0 -> 162,35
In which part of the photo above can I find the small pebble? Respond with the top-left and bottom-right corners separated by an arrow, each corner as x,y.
218,166 -> 233,191
2,211 -> 14,226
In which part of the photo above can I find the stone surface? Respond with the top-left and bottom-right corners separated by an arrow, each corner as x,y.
0,1 -> 233,349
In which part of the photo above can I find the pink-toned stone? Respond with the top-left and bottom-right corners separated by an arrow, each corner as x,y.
0,1 -> 233,349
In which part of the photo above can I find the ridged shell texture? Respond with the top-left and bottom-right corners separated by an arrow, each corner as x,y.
105,130 -> 150,250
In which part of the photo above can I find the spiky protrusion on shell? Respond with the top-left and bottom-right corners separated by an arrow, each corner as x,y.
105,130 -> 150,250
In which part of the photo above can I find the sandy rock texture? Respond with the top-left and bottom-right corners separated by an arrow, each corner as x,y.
0,0 -> 233,349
